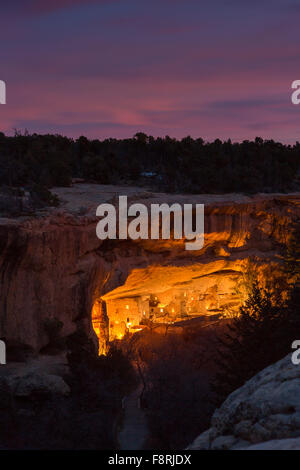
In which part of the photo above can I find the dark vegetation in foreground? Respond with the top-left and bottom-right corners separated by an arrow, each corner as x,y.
119,322 -> 225,450
211,220 -> 300,404
0,332 -> 136,450
0,131 -> 299,214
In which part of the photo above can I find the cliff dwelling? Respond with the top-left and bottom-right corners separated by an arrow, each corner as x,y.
92,264 -> 245,353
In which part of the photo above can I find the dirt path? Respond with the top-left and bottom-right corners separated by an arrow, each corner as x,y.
118,384 -> 148,450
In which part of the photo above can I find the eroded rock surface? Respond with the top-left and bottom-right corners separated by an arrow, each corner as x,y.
188,354 -> 300,450
0,184 -> 299,351
0,354 -> 70,399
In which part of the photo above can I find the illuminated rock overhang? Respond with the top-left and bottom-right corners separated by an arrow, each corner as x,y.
97,260 -> 248,343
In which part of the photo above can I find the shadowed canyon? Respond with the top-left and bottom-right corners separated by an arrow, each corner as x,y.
0,184 -> 299,352
0,183 -> 299,449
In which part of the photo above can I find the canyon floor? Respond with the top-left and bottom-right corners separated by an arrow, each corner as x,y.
118,383 -> 148,450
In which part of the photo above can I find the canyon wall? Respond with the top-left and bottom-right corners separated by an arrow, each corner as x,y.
0,184 -> 299,352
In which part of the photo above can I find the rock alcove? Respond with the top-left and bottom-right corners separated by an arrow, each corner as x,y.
0,185 -> 298,355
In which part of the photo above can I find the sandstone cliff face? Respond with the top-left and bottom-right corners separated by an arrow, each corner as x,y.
188,354 -> 300,450
0,184 -> 299,352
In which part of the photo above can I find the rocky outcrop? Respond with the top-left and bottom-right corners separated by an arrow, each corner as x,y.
0,354 -> 70,400
7,372 -> 70,397
0,183 -> 299,351
188,354 -> 300,450
245,438 -> 300,450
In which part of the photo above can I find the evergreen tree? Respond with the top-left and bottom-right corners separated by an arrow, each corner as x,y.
285,219 -> 300,281
284,219 -> 300,331
211,281 -> 286,403
212,220 -> 300,404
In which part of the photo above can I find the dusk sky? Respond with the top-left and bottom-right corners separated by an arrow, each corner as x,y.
1,0 -> 300,142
